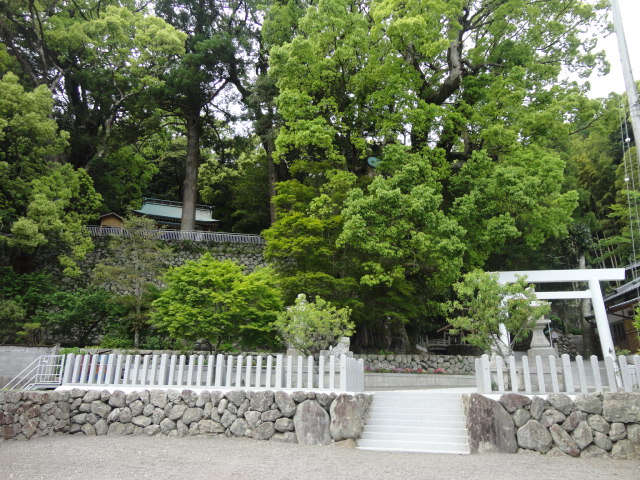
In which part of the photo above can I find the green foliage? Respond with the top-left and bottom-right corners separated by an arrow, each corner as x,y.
33,287 -> 124,347
92,215 -> 171,347
273,293 -> 354,356
0,72 -> 69,227
151,254 -> 283,352
8,163 -> 102,276
449,271 -> 550,355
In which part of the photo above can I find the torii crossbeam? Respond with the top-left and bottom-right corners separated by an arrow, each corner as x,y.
496,269 -> 626,359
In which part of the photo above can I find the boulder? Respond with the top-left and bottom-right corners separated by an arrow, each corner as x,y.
593,431 -> 613,451
539,409 -> 566,428
573,394 -> 602,415
465,394 -> 517,454
561,411 -> 585,433
181,408 -> 203,426
275,392 -> 296,418
250,391 -> 274,412
513,409 -> 531,428
603,393 -> 640,423
108,391 -> 127,408
251,421 -> 276,440
225,391 -> 246,408
229,418 -> 249,437
517,420 -> 553,453
570,421 -> 593,450
199,419 -> 225,434
611,439 -> 640,459
499,394 -> 531,413
546,394 -> 573,415
244,411 -> 262,428
580,445 -> 609,458
609,422 -> 626,441
160,418 -> 176,434
90,401 -> 111,419
261,409 -> 282,422
150,390 -> 168,409
329,394 -> 367,441
529,396 -> 546,420
586,414 -> 609,434
549,424 -> 580,457
628,424 -> 640,444
293,400 -> 331,445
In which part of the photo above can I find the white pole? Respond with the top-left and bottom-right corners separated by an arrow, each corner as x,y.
588,278 -> 616,359
610,0 -> 640,169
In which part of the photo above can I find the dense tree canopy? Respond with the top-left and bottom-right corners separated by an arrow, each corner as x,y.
1,0 -> 637,352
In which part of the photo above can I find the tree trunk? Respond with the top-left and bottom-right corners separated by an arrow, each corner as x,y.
181,116 -> 201,231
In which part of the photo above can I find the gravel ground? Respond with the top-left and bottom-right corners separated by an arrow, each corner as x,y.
1,435 -> 638,480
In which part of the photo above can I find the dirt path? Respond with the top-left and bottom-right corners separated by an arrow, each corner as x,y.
1,435 -> 638,480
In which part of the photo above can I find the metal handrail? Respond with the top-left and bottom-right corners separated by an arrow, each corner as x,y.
86,226 -> 265,244
3,355 -> 65,390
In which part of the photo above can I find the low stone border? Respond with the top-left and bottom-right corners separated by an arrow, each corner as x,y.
0,389 -> 371,445
465,392 -> 640,459
356,354 -> 475,375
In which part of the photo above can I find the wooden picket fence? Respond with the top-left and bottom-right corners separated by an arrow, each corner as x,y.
61,353 -> 364,392
475,353 -> 640,394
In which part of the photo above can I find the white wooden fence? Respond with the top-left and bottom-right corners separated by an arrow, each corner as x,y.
61,353 -> 364,392
475,354 -> 640,394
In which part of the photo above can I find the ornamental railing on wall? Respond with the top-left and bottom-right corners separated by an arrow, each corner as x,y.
475,353 -> 640,394
61,353 -> 365,393
86,226 -> 265,244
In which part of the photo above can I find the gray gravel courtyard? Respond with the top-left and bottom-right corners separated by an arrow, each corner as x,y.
1,435 -> 638,480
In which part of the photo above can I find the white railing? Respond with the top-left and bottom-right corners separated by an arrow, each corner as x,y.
61,353 -> 365,392
3,355 -> 66,390
475,354 -> 640,394
86,226 -> 265,244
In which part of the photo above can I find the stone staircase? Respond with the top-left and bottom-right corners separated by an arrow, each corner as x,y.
357,390 -> 470,454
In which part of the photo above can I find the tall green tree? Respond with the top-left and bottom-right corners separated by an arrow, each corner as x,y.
151,254 -> 283,351
92,215 -> 171,347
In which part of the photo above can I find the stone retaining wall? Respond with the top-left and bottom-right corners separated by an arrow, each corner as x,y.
355,353 -> 475,375
0,389 -> 371,446
465,392 -> 640,459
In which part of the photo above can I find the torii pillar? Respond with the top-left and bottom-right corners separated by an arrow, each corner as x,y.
496,269 -> 626,359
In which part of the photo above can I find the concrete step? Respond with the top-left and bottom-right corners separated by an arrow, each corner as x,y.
356,390 -> 470,454
357,438 -> 470,454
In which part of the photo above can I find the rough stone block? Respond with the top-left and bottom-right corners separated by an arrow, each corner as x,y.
244,411 -> 261,428
499,394 -> 531,413
275,417 -> 294,432
250,391 -> 274,412
546,394 -> 573,415
549,424 -> 580,457
225,391 -> 246,408
573,394 -> 602,414
294,400 -> 331,445
94,419 -> 108,436
609,422 -> 626,441
169,404 -> 187,421
108,391 -> 127,408
132,415 -> 152,427
129,400 -> 144,417
182,390 -> 198,407
271,432 -> 297,443
251,421 -> 276,440
199,419 -> 225,434
329,394 -> 367,442
90,401 -> 111,419
593,431 -> 613,451
603,393 -> 640,423
611,439 -> 640,459
517,420 -> 552,453
261,409 -> 282,422
586,414 -> 609,434
275,392 -> 296,418
540,409 -> 566,428
82,390 -> 101,403
562,411 -> 585,433
580,445 -> 609,458
150,390 -> 168,409
628,424 -> 640,444
220,410 -> 237,429
465,394 -> 517,454
570,421 -> 593,450
513,409 -> 531,428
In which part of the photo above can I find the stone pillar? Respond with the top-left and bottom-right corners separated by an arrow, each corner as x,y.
527,318 -> 556,365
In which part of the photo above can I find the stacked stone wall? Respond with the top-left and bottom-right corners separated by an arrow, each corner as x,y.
465,392 -> 640,459
356,353 -> 475,375
0,389 -> 371,446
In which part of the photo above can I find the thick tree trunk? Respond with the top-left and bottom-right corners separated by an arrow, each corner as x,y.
181,116 -> 201,231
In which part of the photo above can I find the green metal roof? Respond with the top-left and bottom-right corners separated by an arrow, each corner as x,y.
134,199 -> 218,224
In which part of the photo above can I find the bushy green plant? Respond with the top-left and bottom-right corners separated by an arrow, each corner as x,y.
273,294 -> 354,356
449,270 -> 550,356
151,254 -> 283,352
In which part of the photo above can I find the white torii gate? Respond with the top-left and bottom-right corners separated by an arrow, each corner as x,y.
496,269 -> 626,359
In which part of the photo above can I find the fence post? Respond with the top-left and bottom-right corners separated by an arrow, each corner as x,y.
196,355 -> 204,387
167,355 -> 177,387
619,355 -> 632,392
535,356 -> 545,393
256,356 -> 263,388
319,356 -> 325,389
62,354 -> 74,385
297,356 -> 303,388
633,355 -> 640,388
214,354 -> 225,387
122,355 -> 132,385
589,355 -> 602,392
521,356 -> 531,393
266,355 -> 273,389
495,356 -> 505,392
206,355 -> 214,387
149,355 -> 158,386
225,355 -> 234,388
575,356 -> 587,393
307,356 -> 314,389
358,358 -> 365,392
286,356 -> 293,389
159,354 -> 168,387
177,355 -> 186,387
329,356 -> 336,390
480,354 -> 491,392
246,355 -> 253,388
339,355 -> 347,392
235,355 -> 244,387
604,356 -> 618,393
187,355 -> 196,387
561,354 -> 574,393
549,356 -> 559,393
105,354 -> 116,385
508,356 -> 518,392
275,355 -> 283,389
